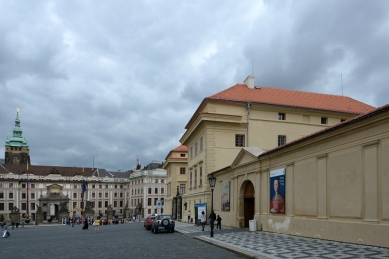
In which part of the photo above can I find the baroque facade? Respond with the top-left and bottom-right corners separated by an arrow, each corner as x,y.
179,75 -> 375,224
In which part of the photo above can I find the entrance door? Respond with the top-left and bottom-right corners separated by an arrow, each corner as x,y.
243,181 -> 255,227
244,198 -> 254,227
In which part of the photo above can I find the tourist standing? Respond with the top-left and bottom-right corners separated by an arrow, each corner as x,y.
216,215 -> 222,229
94,217 -> 100,233
11,221 -> 14,230
187,211 -> 191,223
200,211 -> 206,231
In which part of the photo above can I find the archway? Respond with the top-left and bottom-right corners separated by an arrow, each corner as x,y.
239,180 -> 255,227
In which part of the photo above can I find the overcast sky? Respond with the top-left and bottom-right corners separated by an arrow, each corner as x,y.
1,1 -> 388,171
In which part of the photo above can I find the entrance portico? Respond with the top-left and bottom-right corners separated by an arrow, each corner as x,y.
38,184 -> 70,223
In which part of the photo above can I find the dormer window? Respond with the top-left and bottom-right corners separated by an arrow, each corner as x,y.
278,113 -> 286,120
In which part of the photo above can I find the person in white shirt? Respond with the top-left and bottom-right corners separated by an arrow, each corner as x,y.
200,211 -> 206,231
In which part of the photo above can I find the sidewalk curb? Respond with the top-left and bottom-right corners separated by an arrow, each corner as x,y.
194,235 -> 271,259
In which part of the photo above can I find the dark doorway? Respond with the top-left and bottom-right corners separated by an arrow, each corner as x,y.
243,181 -> 255,227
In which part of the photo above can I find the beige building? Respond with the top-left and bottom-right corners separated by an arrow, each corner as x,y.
180,76 -> 375,222
212,104 -> 389,248
128,162 -> 167,219
162,145 -> 188,220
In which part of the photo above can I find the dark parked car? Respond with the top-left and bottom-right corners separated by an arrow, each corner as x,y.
151,215 -> 175,233
144,216 -> 156,230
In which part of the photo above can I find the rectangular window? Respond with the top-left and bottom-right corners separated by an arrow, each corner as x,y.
200,167 -> 203,186
0,192 -> 3,199
179,184 -> 185,195
73,202 -> 77,208
114,201 -> 117,207
200,137 -> 203,151
114,192 -> 118,198
92,201 -> 95,208
22,203 -> 27,210
22,183 -> 26,188
235,134 -> 245,147
321,117 -> 328,124
120,201 -> 123,207
31,193 -> 35,199
105,193 -> 108,198
161,188 -> 164,194
195,142 -> 198,155
0,203 -> 4,210
92,193 -> 96,198
105,201 -> 108,207
278,135 -> 286,146
22,193 -> 26,199
194,170 -> 197,187
74,185 -> 77,189
180,153 -> 185,157
9,183 -> 13,188
99,185 -> 102,189
92,184 -> 95,188
98,201 -> 102,208
190,172 -> 192,189
9,192 -> 13,199
155,188 -> 158,194
180,168 -> 186,174
73,193 -> 77,199
154,198 -> 158,205
120,192 -> 123,198
31,203 -> 35,210
148,209 -> 151,214
148,188 -> 152,194
148,198 -> 152,206
278,113 -> 286,120
31,184 -> 35,188
105,185 -> 108,189
99,193 -> 102,198
9,203 -> 14,210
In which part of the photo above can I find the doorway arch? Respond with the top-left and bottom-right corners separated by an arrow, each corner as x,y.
239,180 -> 255,227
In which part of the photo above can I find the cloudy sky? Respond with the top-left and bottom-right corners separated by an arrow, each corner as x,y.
1,0 -> 388,171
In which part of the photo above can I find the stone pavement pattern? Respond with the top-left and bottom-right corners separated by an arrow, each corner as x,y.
175,222 -> 389,259
1,222 -> 244,259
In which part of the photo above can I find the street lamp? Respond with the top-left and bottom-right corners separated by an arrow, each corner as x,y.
208,174 -> 216,237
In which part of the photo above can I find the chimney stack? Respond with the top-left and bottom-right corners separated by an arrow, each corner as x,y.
244,75 -> 255,89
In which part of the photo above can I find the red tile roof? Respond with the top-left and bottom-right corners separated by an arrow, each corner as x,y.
172,145 -> 188,152
208,84 -> 375,115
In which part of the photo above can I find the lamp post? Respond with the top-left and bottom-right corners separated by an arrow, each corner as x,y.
208,174 -> 216,238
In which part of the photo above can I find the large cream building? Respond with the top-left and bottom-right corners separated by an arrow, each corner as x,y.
180,76 -> 375,224
212,104 -> 389,248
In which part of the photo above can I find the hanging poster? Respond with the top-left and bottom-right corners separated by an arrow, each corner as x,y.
221,180 -> 230,211
270,168 -> 285,214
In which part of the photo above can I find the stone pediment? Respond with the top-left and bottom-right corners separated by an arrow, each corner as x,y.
231,147 -> 264,168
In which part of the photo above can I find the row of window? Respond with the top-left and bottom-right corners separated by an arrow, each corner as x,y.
189,167 -> 203,189
190,136 -> 204,159
0,192 -> 37,199
130,179 -> 164,185
278,112 -> 345,125
0,202 -> 35,211
0,183 -> 36,188
146,198 -> 165,206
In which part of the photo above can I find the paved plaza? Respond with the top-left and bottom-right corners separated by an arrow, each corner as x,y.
2,221 -> 389,259
174,222 -> 389,259
0,222 -> 244,259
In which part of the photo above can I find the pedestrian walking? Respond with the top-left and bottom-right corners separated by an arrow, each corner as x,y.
187,211 -> 191,223
216,215 -> 222,229
82,219 -> 88,230
21,221 -> 25,228
93,217 -> 100,233
2,223 -> 9,238
11,221 -> 15,230
200,211 -> 206,231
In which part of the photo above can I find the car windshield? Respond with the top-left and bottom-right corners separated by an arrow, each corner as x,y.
158,215 -> 171,220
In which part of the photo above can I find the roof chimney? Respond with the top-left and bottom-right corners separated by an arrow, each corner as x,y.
244,75 -> 255,89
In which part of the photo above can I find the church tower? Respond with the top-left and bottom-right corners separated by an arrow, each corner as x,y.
5,108 -> 30,165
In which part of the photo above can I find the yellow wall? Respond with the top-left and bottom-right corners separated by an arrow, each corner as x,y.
213,111 -> 389,248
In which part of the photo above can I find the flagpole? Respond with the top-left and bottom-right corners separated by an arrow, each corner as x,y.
82,166 -> 84,218
26,161 -> 29,221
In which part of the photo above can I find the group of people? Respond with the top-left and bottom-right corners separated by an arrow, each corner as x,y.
199,211 -> 222,231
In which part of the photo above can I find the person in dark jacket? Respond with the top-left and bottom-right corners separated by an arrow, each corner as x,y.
209,211 -> 216,231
